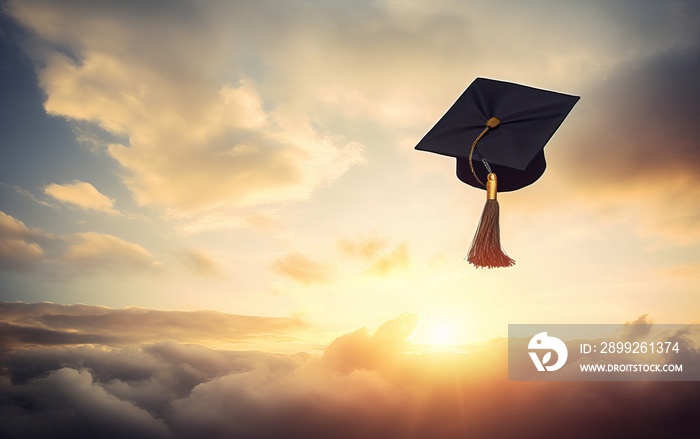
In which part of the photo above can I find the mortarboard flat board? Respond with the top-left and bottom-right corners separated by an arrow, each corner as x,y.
415,77 -> 580,192
415,78 -> 579,267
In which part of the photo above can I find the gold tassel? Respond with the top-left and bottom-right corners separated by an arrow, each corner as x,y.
467,173 -> 515,268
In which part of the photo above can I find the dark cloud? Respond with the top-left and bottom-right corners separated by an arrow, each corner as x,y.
1,308 -> 699,438
564,42 -> 700,184
0,368 -> 170,439
0,321 -> 115,350
619,314 -> 654,341
556,39 -> 700,244
0,301 -> 306,350
3,344 -> 158,385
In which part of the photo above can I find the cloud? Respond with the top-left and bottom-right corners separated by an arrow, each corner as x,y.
175,248 -> 224,278
337,235 -> 388,259
0,211 -> 51,271
5,0 -> 364,219
0,368 -> 170,439
321,314 -> 419,373
560,40 -> 700,245
0,301 -> 307,350
565,43 -> 700,182
3,183 -> 57,208
0,321 -> 115,351
0,210 -> 228,277
618,314 -> 653,341
338,234 -> 410,275
271,236 -> 410,286
271,252 -> 333,285
0,310 -> 699,438
367,242 -> 409,275
8,0 -> 696,226
44,180 -> 118,214
59,232 -> 161,275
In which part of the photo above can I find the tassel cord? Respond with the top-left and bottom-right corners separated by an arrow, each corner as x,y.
465,117 -> 515,268
468,117 -> 500,187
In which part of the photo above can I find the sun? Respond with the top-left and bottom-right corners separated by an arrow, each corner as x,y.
428,322 -> 457,345
409,316 -> 468,350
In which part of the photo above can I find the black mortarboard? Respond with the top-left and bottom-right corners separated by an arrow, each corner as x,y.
415,78 -> 579,267
416,77 -> 579,191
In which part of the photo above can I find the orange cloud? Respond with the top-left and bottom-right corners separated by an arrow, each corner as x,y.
271,252 -> 333,285
176,248 -> 224,278
322,314 -> 419,373
60,232 -> 161,275
1,211 -> 215,277
0,211 -> 51,271
662,262 -> 700,279
367,242 -> 410,275
44,180 -> 118,214
338,235 -> 410,275
337,235 -> 388,259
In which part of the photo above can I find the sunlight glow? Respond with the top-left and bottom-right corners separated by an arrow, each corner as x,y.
409,316 -> 469,351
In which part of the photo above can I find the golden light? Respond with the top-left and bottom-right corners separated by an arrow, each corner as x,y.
409,315 -> 469,351
428,322 -> 456,345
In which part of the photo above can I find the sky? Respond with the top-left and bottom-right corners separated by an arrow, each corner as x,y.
0,0 -> 699,437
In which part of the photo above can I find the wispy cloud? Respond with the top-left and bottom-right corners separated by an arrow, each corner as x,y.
338,234 -> 410,275
337,235 -> 388,259
271,252 -> 333,285
2,183 -> 57,208
367,242 -> 410,275
59,232 -> 161,275
44,180 -> 119,215
662,262 -> 700,279
175,248 -> 224,278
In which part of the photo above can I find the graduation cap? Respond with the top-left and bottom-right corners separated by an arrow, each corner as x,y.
415,77 -> 579,268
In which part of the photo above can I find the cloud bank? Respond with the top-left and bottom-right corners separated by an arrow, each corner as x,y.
0,301 -> 305,350
5,0 -> 365,217
1,304 -> 699,439
0,209 -> 223,277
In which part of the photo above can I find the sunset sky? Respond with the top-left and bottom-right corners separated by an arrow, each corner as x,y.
1,0 -> 699,437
